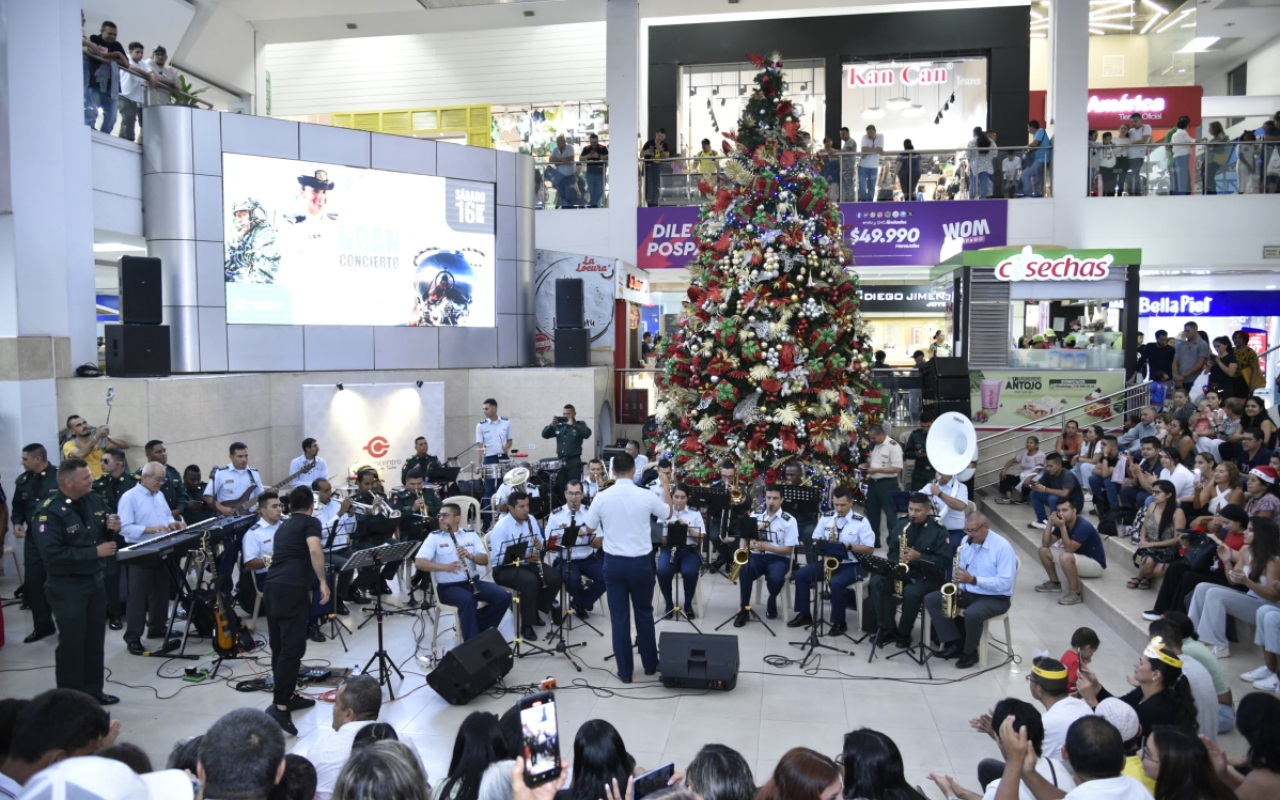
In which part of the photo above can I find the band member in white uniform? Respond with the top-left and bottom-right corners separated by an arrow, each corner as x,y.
475,398 -> 513,527
313,478 -> 356,615
928,471 -> 971,557
625,441 -> 649,485
202,441 -> 262,593
580,453 -> 672,682
415,503 -> 510,642
240,490 -> 283,617
787,486 -> 873,635
290,438 -> 327,489
489,490 -> 562,642
546,481 -> 605,618
734,485 -> 798,626
582,459 -> 607,504
924,511 -> 1017,669
657,484 -> 705,619
493,472 -> 539,516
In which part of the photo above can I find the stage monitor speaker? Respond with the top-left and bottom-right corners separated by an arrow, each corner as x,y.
118,256 -> 162,325
105,324 -> 171,378
658,632 -> 739,691
555,328 -> 590,367
427,628 -> 513,705
555,278 -> 585,329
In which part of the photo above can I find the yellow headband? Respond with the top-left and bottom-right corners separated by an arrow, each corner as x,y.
1144,637 -> 1183,669
1032,664 -> 1068,680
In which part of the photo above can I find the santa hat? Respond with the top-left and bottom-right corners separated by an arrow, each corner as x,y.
1249,465 -> 1277,485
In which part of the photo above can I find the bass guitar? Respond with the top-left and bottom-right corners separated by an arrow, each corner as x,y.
222,459 -> 317,516
201,530 -> 255,656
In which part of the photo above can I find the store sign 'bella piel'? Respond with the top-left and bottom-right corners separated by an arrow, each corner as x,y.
994,246 -> 1113,282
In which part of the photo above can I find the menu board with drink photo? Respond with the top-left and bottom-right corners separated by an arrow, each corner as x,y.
970,370 -> 1126,428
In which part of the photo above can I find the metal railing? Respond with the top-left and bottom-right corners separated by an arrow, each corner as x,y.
1088,140 -> 1280,197
973,381 -> 1154,493
84,50 -> 212,143
532,157 -> 609,209
639,145 -> 1052,207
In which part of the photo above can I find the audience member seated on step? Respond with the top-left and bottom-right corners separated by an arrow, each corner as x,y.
1157,447 -> 1196,504
1140,727 -> 1236,800
565,720 -> 646,800
1086,436 -> 1122,515
1161,418 -> 1196,468
1162,610 -> 1237,733
1189,458 -> 1244,532
1244,602 -> 1280,692
1075,635 -> 1200,736
839,729 -> 929,800
1144,505 -> 1250,622
1236,429 -> 1273,479
1186,515 -> 1280,658
1201,692 -> 1280,800
1001,714 -> 1154,800
1036,497 -> 1107,606
1196,397 -> 1244,462
930,697 -> 1075,800
1060,627 -> 1100,696
1244,465 -> 1280,519
268,754 -> 319,800
684,744 -> 755,800
1090,698 -> 1154,793
1146,619 -> 1220,742
1071,425 -> 1106,490
1129,480 -> 1186,591
1027,454 -> 1085,529
757,747 -> 842,800
996,436 -> 1046,506
435,712 -> 511,800
1119,438 -> 1162,519
332,740 -> 430,800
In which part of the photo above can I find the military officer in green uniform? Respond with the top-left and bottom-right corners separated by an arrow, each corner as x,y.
33,457 -> 120,704
401,436 -> 442,486
866,492 -> 952,649
541,404 -> 592,497
136,439 -> 191,518
391,469 -> 443,540
91,448 -> 137,630
12,443 -> 61,643
905,408 -> 938,492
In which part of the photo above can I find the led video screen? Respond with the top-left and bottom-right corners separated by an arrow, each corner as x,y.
222,153 -> 495,327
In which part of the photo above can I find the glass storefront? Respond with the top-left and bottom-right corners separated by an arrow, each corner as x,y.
678,60 -> 826,156
491,100 -> 609,155
841,57 -> 988,151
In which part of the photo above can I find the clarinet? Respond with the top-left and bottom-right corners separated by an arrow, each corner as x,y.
527,518 -> 547,588
447,527 -> 480,596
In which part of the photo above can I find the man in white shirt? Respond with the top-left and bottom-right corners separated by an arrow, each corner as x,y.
994,714 -> 1150,800
119,463 -> 185,654
145,46 -> 177,106
929,697 -> 1074,800
625,440 -> 649,485
1029,656 -> 1094,759
1124,112 -> 1153,196
476,398 -> 513,528
788,487 -> 872,634
312,478 -> 355,615
926,512 -> 1018,669
305,675 -> 383,800
582,459 -> 607,503
581,453 -> 672,682
239,491 -> 283,617
415,503 -> 509,641
549,134 -> 576,208
858,124 -> 885,202
290,438 -> 327,489
117,41 -> 154,143
546,481 -> 605,618
494,471 -> 539,516
734,485 -> 798,627
489,491 -> 561,642
927,471 -> 971,550
204,441 -> 263,593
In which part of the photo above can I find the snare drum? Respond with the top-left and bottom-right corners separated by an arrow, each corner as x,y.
480,463 -> 507,479
539,458 -> 564,472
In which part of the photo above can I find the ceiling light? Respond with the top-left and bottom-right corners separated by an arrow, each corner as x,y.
1092,22 -> 1135,30
1267,285 -> 1276,290
1139,14 -> 1163,34
1157,8 -> 1193,33
336,383 -> 344,391
1090,27 -> 1106,34
1141,0 -> 1168,13
1030,10 -> 1045,21
1030,32 -> 1047,38
1179,36 -> 1219,52
1181,22 -> 1196,27
886,96 -> 912,110
862,106 -> 885,120
94,242 -> 146,252
415,380 -> 423,388
1091,13 -> 1137,22
903,103 -> 925,116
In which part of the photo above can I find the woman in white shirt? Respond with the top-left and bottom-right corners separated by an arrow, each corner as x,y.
1169,116 -> 1196,196
1072,425 -> 1105,488
997,436 -> 1046,505
1158,446 -> 1197,504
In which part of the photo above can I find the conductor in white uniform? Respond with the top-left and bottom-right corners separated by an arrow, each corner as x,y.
581,452 -> 672,682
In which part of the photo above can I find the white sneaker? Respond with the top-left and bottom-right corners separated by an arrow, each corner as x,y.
1242,665 -> 1273,683
1211,644 -> 1231,659
1251,673 -> 1280,692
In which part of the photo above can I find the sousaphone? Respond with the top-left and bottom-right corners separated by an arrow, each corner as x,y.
925,412 -> 978,482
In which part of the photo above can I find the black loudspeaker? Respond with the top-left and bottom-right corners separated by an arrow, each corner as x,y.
930,357 -> 969,378
118,256 -> 163,325
555,278 -> 585,329
658,632 -> 739,691
105,324 -> 171,378
925,399 -> 973,419
426,628 -> 513,705
555,328 -> 590,368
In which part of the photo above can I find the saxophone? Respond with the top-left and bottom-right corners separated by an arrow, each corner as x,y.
941,543 -> 966,619
823,520 -> 842,583
893,525 -> 910,597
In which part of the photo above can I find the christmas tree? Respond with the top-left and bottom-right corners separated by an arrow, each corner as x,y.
651,52 -> 883,491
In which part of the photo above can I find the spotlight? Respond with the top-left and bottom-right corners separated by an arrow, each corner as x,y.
689,87 -> 697,97
415,380 -> 423,388
712,87 -> 719,95
950,92 -> 956,104
943,101 -> 950,112
336,383 -> 344,391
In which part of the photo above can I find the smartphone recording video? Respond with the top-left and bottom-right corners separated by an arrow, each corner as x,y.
519,691 -> 561,787
634,763 -> 675,800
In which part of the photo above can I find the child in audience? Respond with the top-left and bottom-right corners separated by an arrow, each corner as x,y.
1060,627 -> 1100,695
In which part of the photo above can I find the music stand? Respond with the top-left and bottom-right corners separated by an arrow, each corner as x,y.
857,553 -> 909,662
781,485 -> 823,570
428,466 -> 461,497
540,524 -> 591,671
715,519 -> 776,636
885,558 -> 945,678
498,541 -> 557,659
342,540 -> 421,698
656,522 -> 701,632
787,539 -> 857,667
321,518 -> 351,651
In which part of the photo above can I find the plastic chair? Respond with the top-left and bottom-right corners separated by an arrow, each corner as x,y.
3,545 -> 23,583
429,533 -> 496,656
922,553 -> 1019,668
247,569 -> 264,633
444,495 -> 482,531
751,561 -> 792,618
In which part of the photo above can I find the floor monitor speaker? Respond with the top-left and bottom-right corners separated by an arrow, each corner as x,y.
105,324 -> 171,378
554,328 -> 590,367
119,255 -> 162,325
426,628 -> 513,705
658,632 -> 739,691
555,278 -> 585,329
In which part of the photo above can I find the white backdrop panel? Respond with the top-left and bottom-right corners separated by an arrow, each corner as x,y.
303,382 -> 445,486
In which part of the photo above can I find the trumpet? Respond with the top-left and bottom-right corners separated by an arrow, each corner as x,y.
941,543 -> 966,619
349,495 -> 402,519
728,475 -> 748,506
727,547 -> 751,583
412,489 -> 434,519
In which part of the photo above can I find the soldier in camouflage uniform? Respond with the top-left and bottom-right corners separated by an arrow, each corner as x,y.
91,447 -> 136,629
225,198 -> 281,283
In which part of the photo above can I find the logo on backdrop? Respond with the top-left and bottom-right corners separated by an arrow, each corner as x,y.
363,436 -> 391,459
994,246 -> 1113,282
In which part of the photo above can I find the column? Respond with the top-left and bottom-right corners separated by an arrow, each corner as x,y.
0,0 -> 97,477
1047,0 -> 1089,212
606,0 -> 640,267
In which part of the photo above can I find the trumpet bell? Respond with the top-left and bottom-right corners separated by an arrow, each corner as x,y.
503,466 -> 531,487
926,411 -> 979,477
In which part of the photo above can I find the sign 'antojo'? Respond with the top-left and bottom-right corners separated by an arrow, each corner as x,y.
994,246 -> 1114,282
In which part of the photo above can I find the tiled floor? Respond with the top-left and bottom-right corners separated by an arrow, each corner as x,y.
0,532 -> 1254,794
